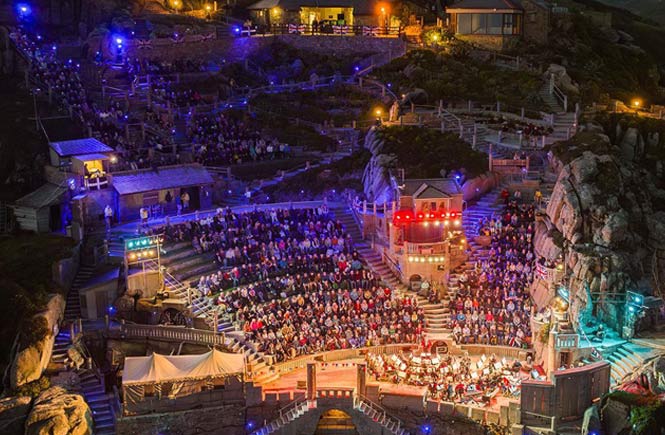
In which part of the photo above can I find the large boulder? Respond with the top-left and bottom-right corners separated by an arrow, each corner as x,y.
543,64 -> 579,94
10,294 -> 65,389
25,387 -> 93,435
0,396 -> 32,434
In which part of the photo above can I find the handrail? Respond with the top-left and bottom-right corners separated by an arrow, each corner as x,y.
115,323 -> 230,347
356,392 -> 406,431
549,74 -> 568,112
278,396 -> 307,419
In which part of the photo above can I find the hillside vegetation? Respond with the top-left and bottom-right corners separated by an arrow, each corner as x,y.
519,0 -> 665,104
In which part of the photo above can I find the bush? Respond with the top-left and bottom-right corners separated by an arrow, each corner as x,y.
377,126 -> 488,178
372,50 -> 543,110
11,376 -> 51,398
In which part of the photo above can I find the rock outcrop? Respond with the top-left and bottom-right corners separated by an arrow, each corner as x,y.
10,294 -> 65,389
534,129 -> 665,330
362,127 -> 399,204
25,387 -> 93,435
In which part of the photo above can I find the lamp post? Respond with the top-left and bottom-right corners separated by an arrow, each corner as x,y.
31,88 -> 40,131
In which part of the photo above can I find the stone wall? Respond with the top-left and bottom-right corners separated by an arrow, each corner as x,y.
116,402 -> 246,435
455,34 -> 519,52
51,243 -> 80,290
274,34 -> 406,56
108,33 -> 404,64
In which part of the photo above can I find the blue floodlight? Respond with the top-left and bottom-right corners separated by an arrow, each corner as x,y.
233,27 -> 240,34
16,3 -> 31,17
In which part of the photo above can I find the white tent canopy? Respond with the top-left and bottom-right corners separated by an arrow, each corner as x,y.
123,350 -> 245,386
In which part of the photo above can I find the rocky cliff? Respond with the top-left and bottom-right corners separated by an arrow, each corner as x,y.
10,294 -> 65,389
361,127 -> 399,204
534,127 -> 665,330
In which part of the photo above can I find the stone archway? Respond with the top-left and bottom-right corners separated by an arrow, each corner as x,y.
409,274 -> 423,291
314,409 -> 359,435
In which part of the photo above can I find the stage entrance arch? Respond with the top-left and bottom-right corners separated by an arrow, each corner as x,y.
314,409 -> 359,435
408,274 -> 423,291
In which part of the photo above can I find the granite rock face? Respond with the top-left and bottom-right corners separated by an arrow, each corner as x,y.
10,294 -> 65,389
25,387 -> 93,435
534,130 -> 665,329
362,127 -> 398,204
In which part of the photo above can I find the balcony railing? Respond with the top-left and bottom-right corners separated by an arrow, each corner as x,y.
405,241 -> 447,255
555,333 -> 579,350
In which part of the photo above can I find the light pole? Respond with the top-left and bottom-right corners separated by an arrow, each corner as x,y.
32,88 -> 41,131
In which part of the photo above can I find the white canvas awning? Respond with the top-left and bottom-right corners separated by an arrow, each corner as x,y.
123,350 -> 245,386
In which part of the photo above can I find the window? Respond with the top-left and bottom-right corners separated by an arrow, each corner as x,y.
471,13 -> 486,34
430,202 -> 437,211
488,14 -> 503,34
458,14 -> 471,34
503,14 -> 514,34
457,12 -> 522,35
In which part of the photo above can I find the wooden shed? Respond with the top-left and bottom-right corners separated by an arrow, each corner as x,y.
10,183 -> 69,233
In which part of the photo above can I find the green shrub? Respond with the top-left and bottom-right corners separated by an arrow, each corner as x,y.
12,376 -> 50,398
376,126 -> 488,178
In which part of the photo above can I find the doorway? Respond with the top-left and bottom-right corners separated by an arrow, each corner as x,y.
181,187 -> 201,211
314,409 -> 359,435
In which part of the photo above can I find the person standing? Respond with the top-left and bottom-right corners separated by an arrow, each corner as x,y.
140,206 -> 149,229
104,204 -> 114,232
165,190 -> 173,214
181,191 -> 190,211
534,189 -> 542,207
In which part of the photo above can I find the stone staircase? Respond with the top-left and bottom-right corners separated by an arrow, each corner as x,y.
603,343 -> 657,386
356,397 -> 410,435
64,266 -> 95,321
539,83 -> 564,114
548,112 -> 578,144
77,368 -> 116,435
251,399 -> 311,435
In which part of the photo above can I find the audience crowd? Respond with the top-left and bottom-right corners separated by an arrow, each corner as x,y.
188,112 -> 290,165
448,199 -> 535,348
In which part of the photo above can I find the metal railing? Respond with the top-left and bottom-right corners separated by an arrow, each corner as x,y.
554,333 -> 579,350
355,393 -> 408,435
264,23 -> 402,37
549,74 -> 568,112
114,323 -> 229,347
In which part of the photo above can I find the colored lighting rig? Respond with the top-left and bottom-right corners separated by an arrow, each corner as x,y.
124,235 -> 163,265
393,210 -> 462,226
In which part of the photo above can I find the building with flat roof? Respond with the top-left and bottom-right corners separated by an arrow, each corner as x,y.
447,0 -> 550,50
248,0 -> 400,27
